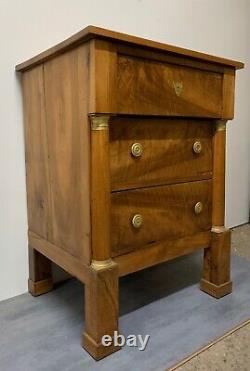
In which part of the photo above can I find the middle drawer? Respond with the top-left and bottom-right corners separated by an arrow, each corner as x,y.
110,117 -> 213,191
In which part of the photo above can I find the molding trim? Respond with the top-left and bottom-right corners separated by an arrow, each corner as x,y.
91,259 -> 114,270
215,120 -> 227,132
211,226 -> 227,234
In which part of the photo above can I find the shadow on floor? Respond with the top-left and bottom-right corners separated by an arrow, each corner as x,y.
49,251 -> 203,319
1,252 -> 250,371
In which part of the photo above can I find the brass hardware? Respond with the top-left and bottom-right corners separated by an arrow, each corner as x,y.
193,141 -> 202,154
90,115 -> 110,130
173,81 -> 183,96
131,143 -> 143,157
211,226 -> 226,234
91,259 -> 113,270
132,214 -> 143,229
215,120 -> 227,132
194,202 -> 203,215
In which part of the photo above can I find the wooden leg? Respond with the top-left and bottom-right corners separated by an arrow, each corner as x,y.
28,246 -> 53,296
200,228 -> 232,299
82,260 -> 120,360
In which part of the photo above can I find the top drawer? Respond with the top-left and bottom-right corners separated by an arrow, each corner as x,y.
117,55 -> 223,117
110,118 -> 213,191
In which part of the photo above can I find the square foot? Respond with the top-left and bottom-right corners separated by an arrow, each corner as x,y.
82,332 -> 121,361
28,278 -> 53,296
200,279 -> 232,299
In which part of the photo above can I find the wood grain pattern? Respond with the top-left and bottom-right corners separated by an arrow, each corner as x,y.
116,43 -> 228,74
111,180 -> 212,256
201,120 -> 231,299
212,122 -> 226,226
29,231 -> 88,283
222,71 -> 235,119
201,228 -> 232,298
44,44 -> 91,264
28,276 -> 53,297
110,118 -> 213,191
83,262 -> 120,360
22,66 -> 51,238
117,55 -> 223,117
15,25 -> 244,72
89,39 -> 117,113
200,279 -> 232,299
90,116 -> 111,261
17,27 -> 242,360
28,246 -> 53,296
115,231 -> 211,277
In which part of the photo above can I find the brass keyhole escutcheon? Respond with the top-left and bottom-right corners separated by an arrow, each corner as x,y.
194,202 -> 203,215
131,143 -> 143,157
132,214 -> 143,229
173,81 -> 183,96
193,141 -> 202,154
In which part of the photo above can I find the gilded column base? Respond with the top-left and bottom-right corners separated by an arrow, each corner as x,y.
91,258 -> 114,270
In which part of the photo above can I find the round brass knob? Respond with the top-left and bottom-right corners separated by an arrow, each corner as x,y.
132,214 -> 143,229
131,143 -> 143,157
193,141 -> 202,154
194,202 -> 203,215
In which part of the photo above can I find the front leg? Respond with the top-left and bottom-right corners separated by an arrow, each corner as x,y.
200,227 -> 232,298
83,115 -> 120,359
82,260 -> 120,360
200,120 -> 232,299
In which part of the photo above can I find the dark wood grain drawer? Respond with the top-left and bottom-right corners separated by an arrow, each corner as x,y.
111,179 -> 212,256
110,118 -> 213,191
117,55 -> 223,117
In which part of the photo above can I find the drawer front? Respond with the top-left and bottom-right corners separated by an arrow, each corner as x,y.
111,180 -> 212,256
117,55 -> 223,117
110,118 -> 213,191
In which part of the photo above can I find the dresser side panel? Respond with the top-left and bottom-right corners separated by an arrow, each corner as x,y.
22,66 -> 51,239
44,44 -> 91,264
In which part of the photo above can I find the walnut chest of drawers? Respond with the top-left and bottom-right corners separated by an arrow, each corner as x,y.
16,26 -> 244,360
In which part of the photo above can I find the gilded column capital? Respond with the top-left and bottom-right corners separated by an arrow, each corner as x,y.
90,115 -> 110,130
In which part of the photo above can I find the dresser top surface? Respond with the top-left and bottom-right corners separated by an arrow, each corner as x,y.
16,25 -> 244,72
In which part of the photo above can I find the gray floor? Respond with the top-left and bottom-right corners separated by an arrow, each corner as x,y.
1,252 -> 250,371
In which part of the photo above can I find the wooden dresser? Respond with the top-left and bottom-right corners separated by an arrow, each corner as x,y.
16,26 -> 244,360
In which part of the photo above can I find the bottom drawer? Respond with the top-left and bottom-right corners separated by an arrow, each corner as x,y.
111,180 -> 212,256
